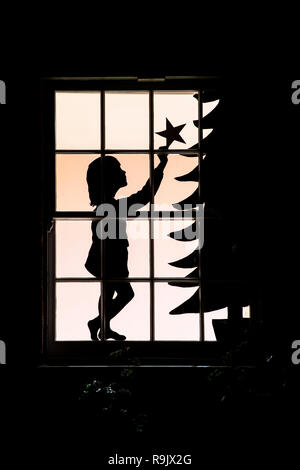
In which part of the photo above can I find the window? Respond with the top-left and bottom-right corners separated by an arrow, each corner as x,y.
42,77 -> 237,364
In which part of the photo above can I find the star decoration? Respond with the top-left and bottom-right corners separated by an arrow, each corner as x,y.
156,118 -> 186,148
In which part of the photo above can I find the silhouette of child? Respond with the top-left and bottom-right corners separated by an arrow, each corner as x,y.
85,151 -> 168,341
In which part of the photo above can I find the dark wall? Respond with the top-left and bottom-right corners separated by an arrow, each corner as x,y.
1,25 -> 299,466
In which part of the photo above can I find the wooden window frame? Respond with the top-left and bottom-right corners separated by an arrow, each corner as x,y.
41,75 -> 228,365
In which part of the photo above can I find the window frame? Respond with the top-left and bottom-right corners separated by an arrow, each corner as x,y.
41,76 -> 228,365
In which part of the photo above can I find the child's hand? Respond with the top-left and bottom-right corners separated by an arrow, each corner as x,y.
158,146 -> 168,166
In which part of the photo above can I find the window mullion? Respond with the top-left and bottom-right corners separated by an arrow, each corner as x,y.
149,90 -> 155,342
199,89 -> 204,342
100,89 -> 105,341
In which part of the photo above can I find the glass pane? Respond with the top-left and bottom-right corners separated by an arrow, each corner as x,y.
154,91 -> 198,150
56,282 -> 150,341
55,92 -> 100,150
113,154 -> 150,211
56,220 -> 96,278
56,282 -> 101,341
56,218 -> 149,279
243,305 -> 250,318
154,219 -> 200,277
56,154 -> 150,212
204,308 -> 228,341
203,99 -> 220,117
155,283 -> 200,340
154,153 -> 199,211
105,92 -> 149,149
56,153 -> 100,211
203,128 -> 213,139
108,282 -> 150,340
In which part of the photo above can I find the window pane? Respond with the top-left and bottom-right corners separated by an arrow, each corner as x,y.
55,92 -> 100,150
56,153 -> 99,211
155,283 -> 200,340
107,282 -> 150,340
105,92 -> 149,149
56,220 -> 95,278
154,91 -> 198,150
203,99 -> 220,117
56,282 -> 150,341
243,305 -> 250,318
56,282 -> 101,341
56,153 -> 150,212
154,219 -> 200,277
204,308 -> 228,341
154,153 -> 199,211
56,219 -> 149,279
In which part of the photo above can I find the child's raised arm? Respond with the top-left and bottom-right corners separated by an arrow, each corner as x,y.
125,149 -> 168,208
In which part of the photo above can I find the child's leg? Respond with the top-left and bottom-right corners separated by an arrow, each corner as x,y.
89,283 -> 134,340
103,283 -> 128,340
87,294 -> 102,340
103,283 -> 116,330
107,283 -> 135,321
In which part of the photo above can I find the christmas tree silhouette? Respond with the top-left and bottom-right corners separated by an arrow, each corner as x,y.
163,91 -> 233,316
156,90 -> 251,341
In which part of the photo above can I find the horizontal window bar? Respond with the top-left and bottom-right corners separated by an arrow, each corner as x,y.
55,149 -> 200,154
54,278 -> 246,283
55,278 -> 201,282
53,216 -> 202,221
55,150 -> 101,154
46,75 -> 219,81
51,76 -> 139,81
54,212 -> 202,219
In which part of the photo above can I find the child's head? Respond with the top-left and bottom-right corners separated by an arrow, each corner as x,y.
87,155 -> 127,206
